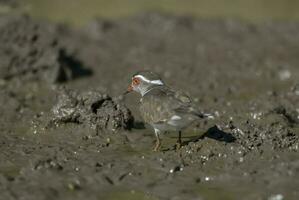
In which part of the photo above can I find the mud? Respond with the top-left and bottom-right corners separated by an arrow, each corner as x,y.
51,87 -> 134,131
0,0 -> 18,8
0,13 -> 299,200
0,14 -> 92,83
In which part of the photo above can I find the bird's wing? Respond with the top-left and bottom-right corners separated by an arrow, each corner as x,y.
140,87 -> 204,125
163,87 -> 205,118
140,91 -> 176,124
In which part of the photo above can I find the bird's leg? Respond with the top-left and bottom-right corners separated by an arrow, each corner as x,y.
176,131 -> 182,150
153,129 -> 161,151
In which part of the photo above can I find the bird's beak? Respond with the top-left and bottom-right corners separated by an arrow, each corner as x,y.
123,84 -> 133,95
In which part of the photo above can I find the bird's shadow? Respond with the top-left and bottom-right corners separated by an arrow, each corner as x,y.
182,125 -> 236,146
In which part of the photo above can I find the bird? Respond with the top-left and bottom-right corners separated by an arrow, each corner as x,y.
125,71 -> 210,151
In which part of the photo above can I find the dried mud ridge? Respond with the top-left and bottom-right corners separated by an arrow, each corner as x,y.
0,13 -> 299,200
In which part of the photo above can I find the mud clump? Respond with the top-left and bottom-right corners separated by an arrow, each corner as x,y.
0,14 -> 92,83
52,88 -> 134,131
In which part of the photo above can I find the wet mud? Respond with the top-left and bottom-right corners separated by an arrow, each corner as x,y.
0,13 -> 299,200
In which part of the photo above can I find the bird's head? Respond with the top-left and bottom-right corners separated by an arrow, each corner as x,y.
126,71 -> 164,96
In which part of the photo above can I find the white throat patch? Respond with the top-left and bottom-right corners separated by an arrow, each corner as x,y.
134,75 -> 164,85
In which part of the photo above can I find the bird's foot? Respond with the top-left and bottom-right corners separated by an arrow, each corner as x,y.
152,140 -> 161,152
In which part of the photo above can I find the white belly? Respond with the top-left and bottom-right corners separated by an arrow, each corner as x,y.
152,115 -> 193,132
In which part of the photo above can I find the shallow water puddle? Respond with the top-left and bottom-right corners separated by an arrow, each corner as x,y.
0,164 -> 21,180
194,183 -> 258,200
104,189 -> 158,200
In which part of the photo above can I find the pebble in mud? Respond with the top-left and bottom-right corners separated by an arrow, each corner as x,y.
52,87 -> 134,131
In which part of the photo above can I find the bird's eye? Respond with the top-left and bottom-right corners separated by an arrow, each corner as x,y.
132,77 -> 140,85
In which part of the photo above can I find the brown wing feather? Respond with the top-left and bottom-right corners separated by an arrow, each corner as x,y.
139,86 -> 201,124
140,92 -> 175,124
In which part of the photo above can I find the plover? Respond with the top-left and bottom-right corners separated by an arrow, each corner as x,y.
125,71 -> 209,151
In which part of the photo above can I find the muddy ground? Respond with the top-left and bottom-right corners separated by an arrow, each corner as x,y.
0,12 -> 299,200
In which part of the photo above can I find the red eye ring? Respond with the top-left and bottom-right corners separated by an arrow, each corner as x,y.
132,77 -> 140,85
